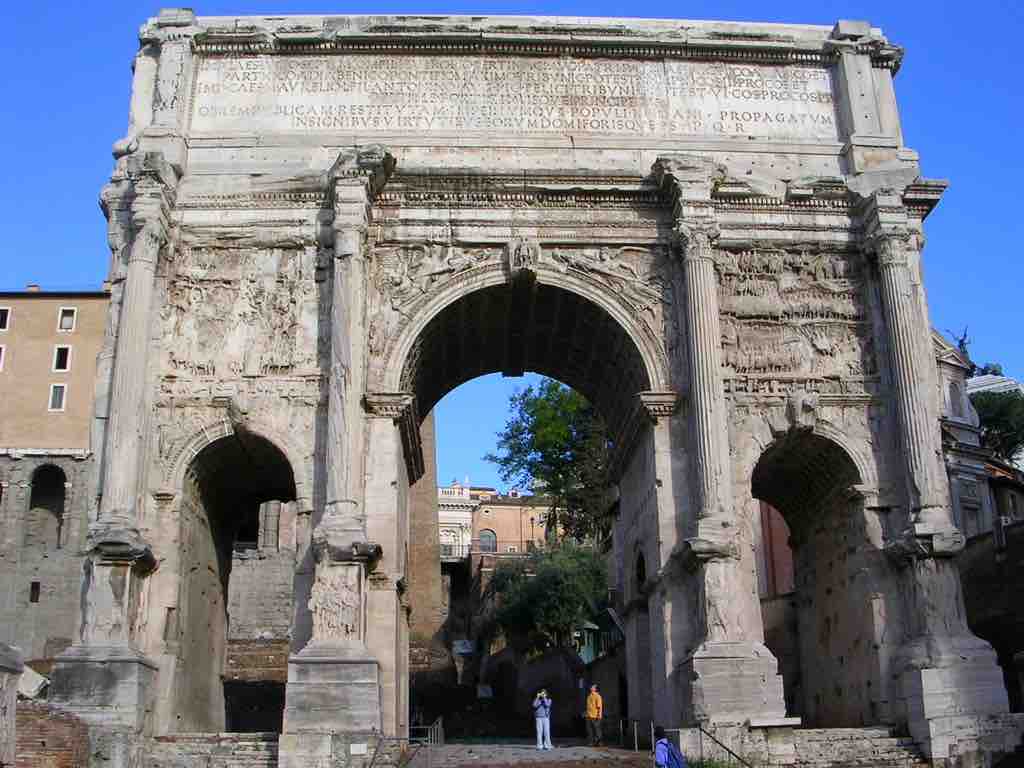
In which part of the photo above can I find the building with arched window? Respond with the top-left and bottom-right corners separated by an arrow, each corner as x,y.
0,287 -> 108,665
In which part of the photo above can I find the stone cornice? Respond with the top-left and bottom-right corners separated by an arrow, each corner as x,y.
175,15 -> 901,70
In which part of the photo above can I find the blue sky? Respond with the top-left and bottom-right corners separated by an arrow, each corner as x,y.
2,1 -> 1020,489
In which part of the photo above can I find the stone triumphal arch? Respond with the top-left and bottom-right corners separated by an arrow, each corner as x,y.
46,9 -> 1023,767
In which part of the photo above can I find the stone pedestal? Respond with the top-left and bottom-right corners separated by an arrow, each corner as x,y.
0,643 -> 24,767
284,646 -> 381,734
892,541 -> 1009,759
280,554 -> 383,768
281,642 -> 381,768
48,527 -> 158,756
49,645 -> 157,730
687,641 -> 787,725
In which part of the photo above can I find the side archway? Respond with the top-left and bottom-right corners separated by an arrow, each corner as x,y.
751,428 -> 895,727
169,429 -> 297,734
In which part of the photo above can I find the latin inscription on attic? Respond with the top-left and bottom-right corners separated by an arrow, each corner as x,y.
190,54 -> 838,140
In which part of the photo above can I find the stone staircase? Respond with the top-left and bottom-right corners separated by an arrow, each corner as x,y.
793,728 -> 928,768
149,732 -> 279,767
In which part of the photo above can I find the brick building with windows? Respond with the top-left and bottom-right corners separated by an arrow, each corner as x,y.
0,286 -> 109,670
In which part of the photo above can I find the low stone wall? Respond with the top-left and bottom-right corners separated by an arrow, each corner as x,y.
941,713 -> 1024,768
15,701 -> 89,768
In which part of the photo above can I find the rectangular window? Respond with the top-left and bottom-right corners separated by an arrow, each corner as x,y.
30,582 -> 40,603
53,345 -> 71,372
57,307 -> 77,332
0,307 -> 9,331
48,383 -> 66,412
0,345 -> 5,371
506,545 -> 518,553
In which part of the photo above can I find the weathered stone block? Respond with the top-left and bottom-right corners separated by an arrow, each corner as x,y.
48,647 -> 157,730
283,651 -> 381,734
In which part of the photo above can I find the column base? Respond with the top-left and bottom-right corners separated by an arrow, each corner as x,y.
49,644 -> 157,730
280,643 -> 382,768
283,643 -> 381,731
899,646 -> 1010,760
685,641 -> 787,725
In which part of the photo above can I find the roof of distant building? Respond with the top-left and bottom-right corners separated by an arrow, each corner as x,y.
967,374 -> 1024,395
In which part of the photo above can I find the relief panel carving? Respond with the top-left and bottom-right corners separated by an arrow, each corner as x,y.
161,246 -> 319,379
716,248 -> 876,393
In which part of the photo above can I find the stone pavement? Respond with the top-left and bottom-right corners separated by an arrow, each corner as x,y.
421,742 -> 651,768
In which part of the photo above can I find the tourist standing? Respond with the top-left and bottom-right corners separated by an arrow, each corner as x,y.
585,684 -> 603,746
533,689 -> 553,750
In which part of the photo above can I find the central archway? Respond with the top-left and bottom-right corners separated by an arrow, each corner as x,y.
370,271 -> 669,737
390,277 -> 661,450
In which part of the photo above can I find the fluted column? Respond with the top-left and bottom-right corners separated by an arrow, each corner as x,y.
98,222 -> 161,530
282,148 -> 394,765
315,147 -> 395,560
863,191 -> 1008,757
874,234 -> 950,529
679,222 -> 734,526
49,153 -> 175,736
654,156 -> 785,725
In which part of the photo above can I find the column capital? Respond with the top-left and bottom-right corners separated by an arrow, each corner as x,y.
363,391 -> 416,420
674,220 -> 721,263
329,144 -> 396,208
363,392 -> 425,483
638,390 -> 681,422
885,526 -> 965,563
87,523 -> 156,573
857,188 -> 919,243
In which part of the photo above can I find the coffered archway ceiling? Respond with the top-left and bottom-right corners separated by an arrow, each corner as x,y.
401,281 -> 652,447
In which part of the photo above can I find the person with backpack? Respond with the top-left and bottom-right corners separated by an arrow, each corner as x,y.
654,726 -> 687,768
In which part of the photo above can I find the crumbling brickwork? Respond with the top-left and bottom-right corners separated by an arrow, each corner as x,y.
16,701 -> 89,768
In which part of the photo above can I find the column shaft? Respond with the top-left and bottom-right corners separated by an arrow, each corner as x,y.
876,237 -> 948,524
680,232 -> 731,522
323,228 -> 363,537
98,224 -> 161,526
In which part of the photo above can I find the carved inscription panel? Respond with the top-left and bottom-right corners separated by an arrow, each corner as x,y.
190,54 -> 838,140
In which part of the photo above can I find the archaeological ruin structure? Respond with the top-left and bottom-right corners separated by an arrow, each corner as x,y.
5,8 -> 1024,767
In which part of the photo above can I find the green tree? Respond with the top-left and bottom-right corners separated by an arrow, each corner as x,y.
485,378 -> 612,541
970,389 -> 1024,463
487,544 -> 607,649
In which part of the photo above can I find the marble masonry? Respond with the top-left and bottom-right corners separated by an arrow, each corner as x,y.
11,9 -> 1023,767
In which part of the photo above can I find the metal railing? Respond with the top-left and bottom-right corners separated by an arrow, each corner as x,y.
439,544 -> 471,560
409,716 -> 445,747
470,538 -> 542,555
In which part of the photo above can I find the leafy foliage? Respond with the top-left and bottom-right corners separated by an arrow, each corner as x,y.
485,378 -> 612,540
970,389 -> 1024,463
487,544 -> 607,649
